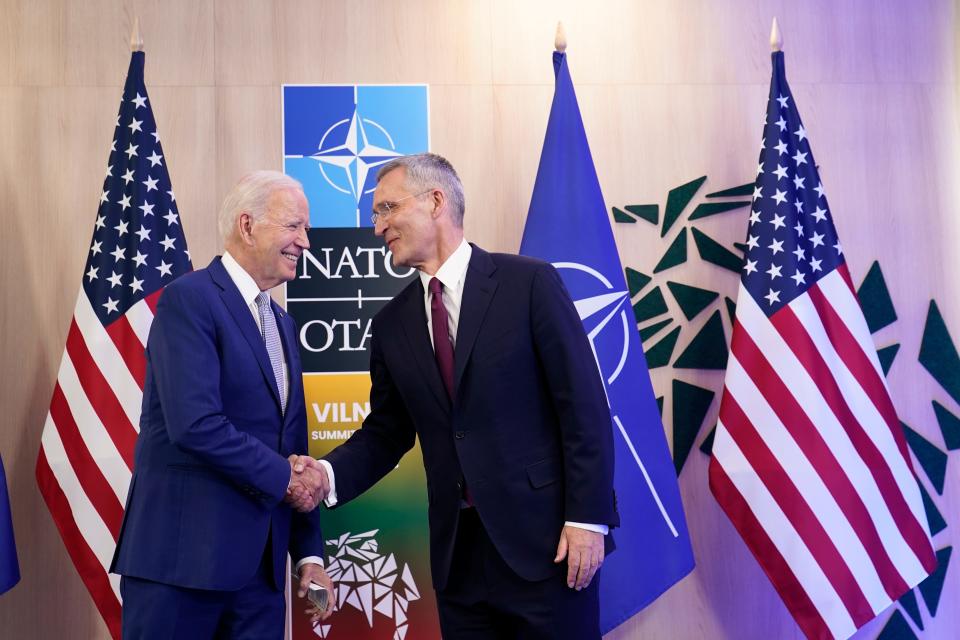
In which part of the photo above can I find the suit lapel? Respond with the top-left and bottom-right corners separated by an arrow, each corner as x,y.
276,302 -> 302,425
208,258 -> 283,413
397,279 -> 451,411
454,246 -> 498,391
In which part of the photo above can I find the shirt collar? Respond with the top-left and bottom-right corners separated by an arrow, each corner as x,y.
221,250 -> 264,306
418,239 -> 472,294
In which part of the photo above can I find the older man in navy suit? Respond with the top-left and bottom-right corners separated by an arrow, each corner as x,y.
111,171 -> 333,639
298,153 -> 618,639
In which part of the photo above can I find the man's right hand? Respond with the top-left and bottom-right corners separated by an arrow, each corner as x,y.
285,455 -> 330,512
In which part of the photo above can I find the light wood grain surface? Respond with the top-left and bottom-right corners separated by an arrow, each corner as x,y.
0,1 -> 957,638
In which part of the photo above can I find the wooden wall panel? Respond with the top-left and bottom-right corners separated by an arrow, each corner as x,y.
276,0 -> 494,86
214,0 -> 280,86
3,0 -> 63,87
0,85 -> 116,640
1,1 -> 958,638
490,84 -> 554,249
275,0 -> 351,84
215,85 -> 281,237
63,0 -> 133,87
132,0 -> 215,87
428,85 -> 501,251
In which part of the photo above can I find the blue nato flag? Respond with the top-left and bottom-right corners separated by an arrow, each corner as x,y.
0,454 -> 20,595
520,51 -> 694,633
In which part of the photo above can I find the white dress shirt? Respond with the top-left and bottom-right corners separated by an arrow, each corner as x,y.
321,240 -> 606,535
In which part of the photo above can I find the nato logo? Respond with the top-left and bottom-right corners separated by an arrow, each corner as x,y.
283,85 -> 430,228
557,261 -> 682,538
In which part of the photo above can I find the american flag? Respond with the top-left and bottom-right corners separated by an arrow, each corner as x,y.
708,51 -> 937,640
35,52 -> 190,638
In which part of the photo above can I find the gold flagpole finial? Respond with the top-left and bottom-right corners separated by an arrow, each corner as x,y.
555,21 -> 567,53
770,17 -> 783,52
130,16 -> 144,52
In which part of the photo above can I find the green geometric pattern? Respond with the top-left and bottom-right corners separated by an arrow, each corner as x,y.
918,546 -> 952,616
672,380 -> 715,474
918,480 -> 947,536
645,326 -> 681,369
689,201 -> 750,221
725,297 -> 737,324
877,609 -> 919,640
674,311 -> 729,370
625,268 -> 652,297
633,286 -> 669,323
626,204 -> 659,224
639,318 -> 673,343
667,281 -> 719,321
616,176 -> 746,468
614,204 -> 661,224
857,261 -> 898,333
919,301 -> 960,406
706,183 -> 754,198
898,588 -> 924,631
877,344 -> 901,376
902,422 -> 948,495
614,174 -> 958,637
663,177 -> 706,237
654,229 -> 688,273
699,425 -> 716,456
932,401 -> 960,450
691,228 -> 744,273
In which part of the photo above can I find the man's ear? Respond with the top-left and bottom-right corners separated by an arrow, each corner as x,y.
238,212 -> 254,244
430,188 -> 447,219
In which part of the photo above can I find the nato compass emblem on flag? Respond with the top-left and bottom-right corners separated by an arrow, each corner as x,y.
557,262 -> 682,539
283,85 -> 429,228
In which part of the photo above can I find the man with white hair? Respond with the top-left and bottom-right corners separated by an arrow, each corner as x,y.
111,171 -> 333,639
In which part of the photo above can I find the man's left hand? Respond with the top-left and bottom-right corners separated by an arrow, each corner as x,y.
553,525 -> 604,590
298,562 -> 335,623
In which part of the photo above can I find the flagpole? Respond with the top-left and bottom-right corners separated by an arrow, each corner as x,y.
130,16 -> 143,52
554,21 -> 566,53
770,17 -> 782,52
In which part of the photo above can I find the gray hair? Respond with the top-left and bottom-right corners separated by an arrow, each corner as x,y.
376,153 -> 465,226
218,170 -> 304,241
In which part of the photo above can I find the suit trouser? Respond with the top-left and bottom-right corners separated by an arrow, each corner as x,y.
436,507 -> 601,640
119,535 -> 284,640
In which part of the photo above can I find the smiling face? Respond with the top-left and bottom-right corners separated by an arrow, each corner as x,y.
372,167 -> 438,270
240,187 -> 310,290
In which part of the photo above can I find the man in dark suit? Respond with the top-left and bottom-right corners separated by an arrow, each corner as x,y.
111,171 -> 333,639
300,153 -> 618,638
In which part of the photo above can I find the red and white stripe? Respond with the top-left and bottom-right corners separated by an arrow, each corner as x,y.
36,290 -> 160,640
709,265 -> 937,640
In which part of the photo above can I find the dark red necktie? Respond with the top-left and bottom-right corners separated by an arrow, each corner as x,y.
429,277 -> 455,400
430,277 -> 474,506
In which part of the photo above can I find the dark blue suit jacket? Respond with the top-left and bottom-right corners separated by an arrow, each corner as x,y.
325,245 -> 618,590
110,257 -> 323,591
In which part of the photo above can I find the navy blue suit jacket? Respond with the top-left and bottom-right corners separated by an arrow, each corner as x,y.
110,257 -> 323,591
325,245 -> 618,590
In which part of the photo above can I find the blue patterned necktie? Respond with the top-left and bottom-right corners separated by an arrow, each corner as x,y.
256,292 -> 286,414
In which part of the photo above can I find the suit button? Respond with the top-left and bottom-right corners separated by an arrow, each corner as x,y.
454,431 -> 465,439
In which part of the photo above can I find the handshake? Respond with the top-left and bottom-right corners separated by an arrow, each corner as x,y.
285,455 -> 330,513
